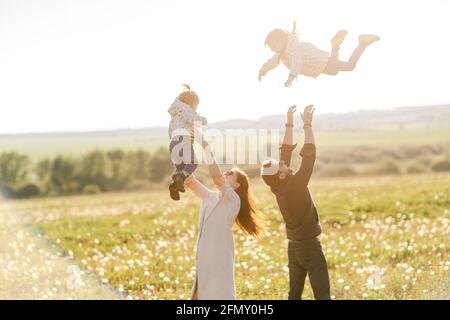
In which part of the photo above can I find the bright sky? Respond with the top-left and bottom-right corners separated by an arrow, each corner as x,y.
1,0 -> 449,134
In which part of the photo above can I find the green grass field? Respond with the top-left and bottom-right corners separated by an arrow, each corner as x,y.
2,173 -> 448,299
1,127 -> 450,160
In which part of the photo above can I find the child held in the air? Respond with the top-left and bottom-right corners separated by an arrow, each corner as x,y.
259,22 -> 380,87
168,84 -> 207,201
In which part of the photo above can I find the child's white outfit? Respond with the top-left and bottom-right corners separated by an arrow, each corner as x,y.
168,98 -> 207,139
261,34 -> 330,79
168,98 -> 207,180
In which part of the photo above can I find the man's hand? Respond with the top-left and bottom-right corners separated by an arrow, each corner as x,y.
301,105 -> 315,126
258,69 -> 266,81
287,105 -> 297,124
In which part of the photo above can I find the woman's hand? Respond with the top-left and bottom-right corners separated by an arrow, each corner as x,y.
191,128 -> 208,149
201,138 -> 210,149
287,105 -> 297,125
300,105 -> 315,126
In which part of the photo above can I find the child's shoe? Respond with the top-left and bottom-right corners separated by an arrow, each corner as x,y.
169,182 -> 180,201
331,30 -> 347,47
172,173 -> 186,193
359,34 -> 380,46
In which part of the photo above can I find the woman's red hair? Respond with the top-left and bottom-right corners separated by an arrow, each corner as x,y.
233,168 -> 264,238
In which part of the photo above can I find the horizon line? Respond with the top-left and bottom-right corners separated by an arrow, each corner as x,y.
1,103 -> 449,137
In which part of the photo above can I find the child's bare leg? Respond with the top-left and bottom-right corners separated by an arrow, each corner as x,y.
338,44 -> 367,71
330,44 -> 340,60
322,30 -> 347,75
330,30 -> 347,59
326,34 -> 380,73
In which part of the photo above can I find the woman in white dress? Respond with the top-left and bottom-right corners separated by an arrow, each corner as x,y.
185,138 -> 263,300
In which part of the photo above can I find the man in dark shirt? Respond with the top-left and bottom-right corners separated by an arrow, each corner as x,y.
261,105 -> 331,300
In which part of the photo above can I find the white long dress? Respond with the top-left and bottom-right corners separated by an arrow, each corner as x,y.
185,175 -> 240,300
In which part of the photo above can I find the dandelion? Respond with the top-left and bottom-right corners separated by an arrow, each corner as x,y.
119,220 -> 130,227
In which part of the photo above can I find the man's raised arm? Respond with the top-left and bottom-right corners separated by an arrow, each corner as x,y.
280,105 -> 298,167
294,105 -> 316,188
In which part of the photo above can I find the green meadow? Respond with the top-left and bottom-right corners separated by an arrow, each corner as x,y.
1,173 -> 448,299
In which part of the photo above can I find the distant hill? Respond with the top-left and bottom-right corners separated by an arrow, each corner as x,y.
0,105 -> 449,160
210,105 -> 450,132
2,105 -> 449,140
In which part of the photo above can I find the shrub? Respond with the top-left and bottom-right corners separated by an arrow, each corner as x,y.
51,156 -> 77,194
82,184 -> 101,195
77,151 -> 108,191
349,147 -> 378,163
415,154 -> 434,166
431,159 -> 450,172
319,150 -> 349,164
376,148 -> 403,160
320,165 -> 357,177
149,147 -> 172,182
407,164 -> 427,174
401,145 -> 428,159
124,179 -> 153,191
367,161 -> 402,175
0,152 -> 31,190
16,184 -> 41,198
0,181 -> 15,198
128,150 -> 151,180
107,149 -> 132,190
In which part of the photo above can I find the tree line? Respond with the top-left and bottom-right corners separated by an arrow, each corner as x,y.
1,144 -> 449,199
0,147 -> 172,199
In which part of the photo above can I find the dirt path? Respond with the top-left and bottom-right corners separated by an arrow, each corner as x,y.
0,197 -> 124,300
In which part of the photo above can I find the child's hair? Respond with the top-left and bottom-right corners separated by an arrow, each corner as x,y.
178,84 -> 199,109
264,20 -> 299,48
264,29 -> 287,48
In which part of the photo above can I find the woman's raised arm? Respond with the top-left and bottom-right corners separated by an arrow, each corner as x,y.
185,175 -> 211,200
201,139 -> 225,188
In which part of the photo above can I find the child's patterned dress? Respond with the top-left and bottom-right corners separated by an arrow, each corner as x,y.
168,98 -> 207,178
168,98 -> 207,139
261,34 -> 330,79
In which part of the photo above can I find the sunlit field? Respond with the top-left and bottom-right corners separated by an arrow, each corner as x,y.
2,173 -> 448,300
